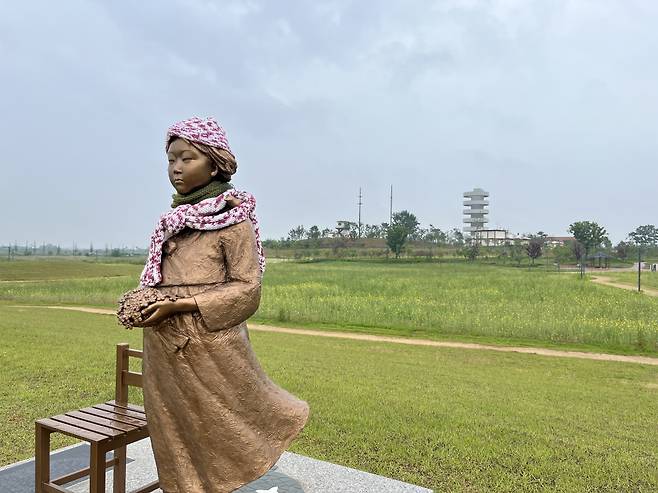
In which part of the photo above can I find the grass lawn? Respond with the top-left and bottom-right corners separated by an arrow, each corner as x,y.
1,306 -> 657,492
2,260 -> 658,354
0,258 -> 143,281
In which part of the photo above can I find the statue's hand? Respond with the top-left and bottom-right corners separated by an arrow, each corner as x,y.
138,300 -> 177,327
225,196 -> 243,208
136,297 -> 199,327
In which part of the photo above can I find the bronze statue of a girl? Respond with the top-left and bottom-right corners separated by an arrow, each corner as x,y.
126,117 -> 309,493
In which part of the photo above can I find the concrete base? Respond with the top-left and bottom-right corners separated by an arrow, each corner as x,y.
1,439 -> 432,493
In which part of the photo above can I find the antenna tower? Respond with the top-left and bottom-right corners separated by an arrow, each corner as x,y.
389,185 -> 393,224
358,188 -> 363,238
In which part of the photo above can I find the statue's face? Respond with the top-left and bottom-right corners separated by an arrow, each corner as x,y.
167,138 -> 217,194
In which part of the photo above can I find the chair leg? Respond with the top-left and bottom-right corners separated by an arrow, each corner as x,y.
90,443 -> 107,493
35,423 -> 51,493
113,445 -> 127,493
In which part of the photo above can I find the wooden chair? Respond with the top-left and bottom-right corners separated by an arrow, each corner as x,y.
35,343 -> 159,493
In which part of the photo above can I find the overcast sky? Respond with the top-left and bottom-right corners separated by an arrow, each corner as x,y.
1,0 -> 657,247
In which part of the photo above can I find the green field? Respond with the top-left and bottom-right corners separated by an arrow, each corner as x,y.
2,258 -> 658,491
257,262 -> 658,353
1,306 -> 657,492
0,258 -> 143,281
2,259 -> 657,354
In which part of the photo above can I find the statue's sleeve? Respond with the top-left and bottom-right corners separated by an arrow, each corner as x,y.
193,221 -> 262,331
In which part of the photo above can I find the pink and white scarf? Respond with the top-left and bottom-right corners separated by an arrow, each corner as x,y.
140,190 -> 265,287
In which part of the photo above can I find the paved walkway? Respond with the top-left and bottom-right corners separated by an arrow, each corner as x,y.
9,305 -> 658,366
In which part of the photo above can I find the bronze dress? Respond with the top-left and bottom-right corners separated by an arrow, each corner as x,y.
142,221 -> 309,493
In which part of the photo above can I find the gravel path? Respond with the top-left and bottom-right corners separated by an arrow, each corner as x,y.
9,305 -> 658,366
590,275 -> 658,297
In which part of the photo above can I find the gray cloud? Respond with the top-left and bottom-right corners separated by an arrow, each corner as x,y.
1,0 -> 657,247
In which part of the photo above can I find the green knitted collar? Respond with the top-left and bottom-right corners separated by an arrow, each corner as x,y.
171,181 -> 233,208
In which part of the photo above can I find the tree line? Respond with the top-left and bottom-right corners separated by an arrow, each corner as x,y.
1,242 -> 147,259
266,212 -> 466,249
266,214 -> 658,264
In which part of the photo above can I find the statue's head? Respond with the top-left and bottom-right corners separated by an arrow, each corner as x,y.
165,117 -> 237,194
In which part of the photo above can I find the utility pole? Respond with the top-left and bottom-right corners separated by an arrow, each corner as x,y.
357,188 -> 363,238
638,246 -> 642,292
389,185 -> 393,224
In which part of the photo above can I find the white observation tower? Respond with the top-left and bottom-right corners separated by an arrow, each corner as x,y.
463,188 -> 489,233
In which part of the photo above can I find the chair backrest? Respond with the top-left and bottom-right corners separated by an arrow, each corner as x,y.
115,343 -> 143,406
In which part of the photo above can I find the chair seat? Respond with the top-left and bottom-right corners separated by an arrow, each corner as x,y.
35,345 -> 158,493
36,401 -> 149,446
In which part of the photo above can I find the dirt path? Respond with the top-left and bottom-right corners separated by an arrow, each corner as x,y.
590,276 -> 658,297
9,305 -> 658,366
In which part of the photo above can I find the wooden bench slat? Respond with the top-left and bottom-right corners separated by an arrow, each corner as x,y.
43,482 -> 70,493
36,418 -> 107,443
94,403 -> 148,421
124,371 -> 144,388
50,414 -> 124,438
65,410 -> 138,433
123,426 -> 150,442
79,407 -> 147,428
107,400 -> 146,414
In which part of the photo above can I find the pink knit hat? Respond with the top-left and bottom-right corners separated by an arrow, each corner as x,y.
166,116 -> 233,155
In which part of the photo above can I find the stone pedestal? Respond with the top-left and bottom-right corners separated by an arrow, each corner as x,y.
0,439 -> 432,493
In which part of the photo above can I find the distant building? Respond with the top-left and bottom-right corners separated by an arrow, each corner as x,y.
544,236 -> 575,247
472,229 -> 512,246
463,188 -> 489,233
336,221 -> 353,237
